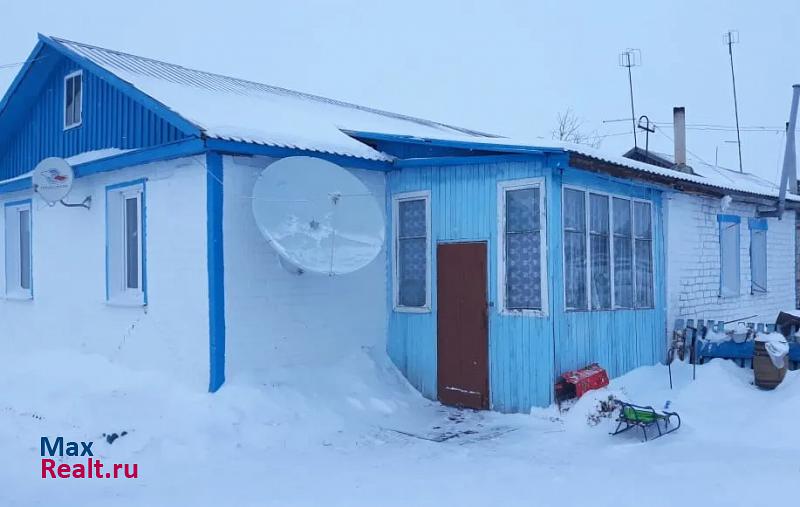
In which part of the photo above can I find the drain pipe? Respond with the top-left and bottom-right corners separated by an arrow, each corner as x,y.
761,85 -> 800,218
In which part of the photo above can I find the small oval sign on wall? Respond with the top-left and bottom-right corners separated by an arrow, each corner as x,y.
32,157 -> 74,205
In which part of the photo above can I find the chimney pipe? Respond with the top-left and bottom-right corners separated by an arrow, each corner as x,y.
777,85 -> 800,216
673,107 -> 687,168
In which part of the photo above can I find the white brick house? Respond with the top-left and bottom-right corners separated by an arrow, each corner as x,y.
665,192 -> 796,327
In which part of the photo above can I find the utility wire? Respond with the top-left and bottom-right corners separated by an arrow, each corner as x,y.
0,56 -> 47,70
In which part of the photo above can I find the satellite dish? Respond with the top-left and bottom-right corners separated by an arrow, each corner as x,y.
252,156 -> 385,275
32,157 -> 74,205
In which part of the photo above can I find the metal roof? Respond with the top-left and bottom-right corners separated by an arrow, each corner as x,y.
49,36 -> 494,162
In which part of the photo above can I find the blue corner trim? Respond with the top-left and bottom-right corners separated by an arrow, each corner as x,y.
717,214 -> 741,224
206,151 -> 226,392
748,217 -> 768,230
38,34 -> 202,137
204,138 -> 392,171
393,154 -> 543,168
104,178 -> 148,304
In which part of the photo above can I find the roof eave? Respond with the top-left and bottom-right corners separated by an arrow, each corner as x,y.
568,152 -> 795,205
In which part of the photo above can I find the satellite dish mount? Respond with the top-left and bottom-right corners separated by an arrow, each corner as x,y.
32,157 -> 91,209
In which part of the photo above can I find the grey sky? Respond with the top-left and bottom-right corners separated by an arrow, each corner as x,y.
1,0 -> 798,182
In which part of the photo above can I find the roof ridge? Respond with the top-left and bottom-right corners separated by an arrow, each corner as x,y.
49,36 -> 495,138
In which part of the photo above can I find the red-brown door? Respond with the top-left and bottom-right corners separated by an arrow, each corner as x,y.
436,242 -> 489,410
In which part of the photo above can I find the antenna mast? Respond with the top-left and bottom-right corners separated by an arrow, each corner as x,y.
724,30 -> 743,173
619,49 -> 641,149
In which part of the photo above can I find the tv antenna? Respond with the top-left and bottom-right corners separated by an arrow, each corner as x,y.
724,30 -> 743,173
637,115 -> 655,156
619,48 -> 641,148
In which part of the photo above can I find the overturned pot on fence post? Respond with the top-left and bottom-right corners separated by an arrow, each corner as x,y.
753,334 -> 789,390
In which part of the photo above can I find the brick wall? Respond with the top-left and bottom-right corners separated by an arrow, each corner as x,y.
665,191 -> 796,332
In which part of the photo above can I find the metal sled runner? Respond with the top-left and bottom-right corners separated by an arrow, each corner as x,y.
610,401 -> 681,441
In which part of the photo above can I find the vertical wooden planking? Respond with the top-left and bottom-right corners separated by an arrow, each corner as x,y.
0,54 -> 189,180
386,156 -> 560,412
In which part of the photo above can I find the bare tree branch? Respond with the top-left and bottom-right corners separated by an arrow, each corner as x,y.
551,109 -> 602,148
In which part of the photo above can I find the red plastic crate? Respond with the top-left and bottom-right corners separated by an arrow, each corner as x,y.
557,363 -> 609,399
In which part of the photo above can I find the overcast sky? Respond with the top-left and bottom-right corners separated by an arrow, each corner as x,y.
1,0 -> 798,182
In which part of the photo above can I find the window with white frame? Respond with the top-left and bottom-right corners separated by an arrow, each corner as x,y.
563,188 -> 654,310
64,71 -> 83,129
718,215 -> 740,297
393,192 -> 429,310
563,188 -> 587,310
4,201 -> 32,298
107,182 -> 145,304
499,179 -> 547,313
749,218 -> 767,294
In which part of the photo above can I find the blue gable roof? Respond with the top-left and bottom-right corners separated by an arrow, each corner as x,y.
0,35 -> 201,181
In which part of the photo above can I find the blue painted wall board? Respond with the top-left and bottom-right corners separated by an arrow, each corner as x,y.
386,154 -> 667,412
0,46 -> 189,181
206,151 -> 226,392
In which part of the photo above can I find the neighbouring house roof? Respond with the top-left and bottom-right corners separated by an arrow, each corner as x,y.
46,36 -> 493,163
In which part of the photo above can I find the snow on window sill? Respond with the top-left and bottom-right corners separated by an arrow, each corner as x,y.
106,293 -> 145,308
500,308 -> 548,318
3,291 -> 33,301
394,305 -> 431,314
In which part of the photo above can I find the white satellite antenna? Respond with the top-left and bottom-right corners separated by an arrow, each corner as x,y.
252,156 -> 385,275
31,157 -> 91,209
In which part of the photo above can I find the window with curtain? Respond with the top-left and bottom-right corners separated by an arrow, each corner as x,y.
395,195 -> 429,309
613,197 -> 634,308
503,186 -> 543,310
634,201 -> 654,307
563,189 -> 587,310
749,218 -> 767,294
562,189 -> 654,311
589,194 -> 611,309
719,215 -> 741,297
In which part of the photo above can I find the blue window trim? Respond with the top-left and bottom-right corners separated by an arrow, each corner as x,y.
4,198 -> 33,298
206,151 -> 225,392
104,178 -> 147,305
717,214 -> 741,224
748,217 -> 768,231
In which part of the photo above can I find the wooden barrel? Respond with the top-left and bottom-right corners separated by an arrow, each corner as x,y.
753,341 -> 787,390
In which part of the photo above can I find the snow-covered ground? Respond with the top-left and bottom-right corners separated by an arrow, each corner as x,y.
1,348 -> 798,507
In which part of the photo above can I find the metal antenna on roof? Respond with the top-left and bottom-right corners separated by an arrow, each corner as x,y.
724,30 -> 744,173
619,49 -> 641,149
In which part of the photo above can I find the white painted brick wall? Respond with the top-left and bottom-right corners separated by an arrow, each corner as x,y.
665,191 -> 796,333
222,155 -> 387,382
0,156 -> 210,387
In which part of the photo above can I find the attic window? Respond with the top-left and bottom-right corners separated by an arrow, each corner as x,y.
64,71 -> 83,129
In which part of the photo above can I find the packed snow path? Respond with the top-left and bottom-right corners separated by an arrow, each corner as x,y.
1,349 -> 797,506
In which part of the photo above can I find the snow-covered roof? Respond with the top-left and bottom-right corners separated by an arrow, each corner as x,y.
50,37 -> 492,162
47,37 -> 794,201
351,131 -> 798,201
